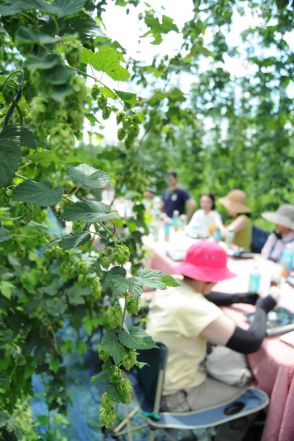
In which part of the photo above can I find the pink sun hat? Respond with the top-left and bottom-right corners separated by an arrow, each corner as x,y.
176,241 -> 236,283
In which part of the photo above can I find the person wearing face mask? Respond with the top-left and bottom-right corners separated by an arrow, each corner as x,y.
261,204 -> 294,262
147,241 -> 279,441
187,193 -> 223,237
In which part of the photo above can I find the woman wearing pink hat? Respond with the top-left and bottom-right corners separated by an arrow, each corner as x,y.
147,241 -> 278,441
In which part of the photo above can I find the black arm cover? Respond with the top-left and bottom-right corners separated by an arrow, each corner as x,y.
226,295 -> 277,354
207,291 -> 259,306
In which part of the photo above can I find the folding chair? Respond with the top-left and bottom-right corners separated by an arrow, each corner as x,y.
112,343 -> 269,441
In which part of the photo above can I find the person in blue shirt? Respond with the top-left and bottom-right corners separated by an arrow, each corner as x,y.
161,171 -> 195,219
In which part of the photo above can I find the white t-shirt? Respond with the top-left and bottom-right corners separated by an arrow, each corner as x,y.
187,209 -> 222,237
146,282 -> 223,395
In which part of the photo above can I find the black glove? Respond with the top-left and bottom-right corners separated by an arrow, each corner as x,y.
256,295 -> 277,313
207,291 -> 259,307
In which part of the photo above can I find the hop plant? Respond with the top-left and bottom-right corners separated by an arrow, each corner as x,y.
98,345 -> 109,363
125,296 -> 139,315
2,78 -> 18,102
30,96 -> 48,124
45,245 -> 64,260
0,187 -> 11,207
106,305 -> 123,329
110,244 -> 130,265
62,35 -> 83,67
121,349 -> 137,371
115,377 -> 133,404
100,393 -> 117,428
99,254 -> 111,269
90,276 -> 102,300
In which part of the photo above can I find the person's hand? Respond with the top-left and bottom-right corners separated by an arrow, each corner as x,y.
256,287 -> 281,313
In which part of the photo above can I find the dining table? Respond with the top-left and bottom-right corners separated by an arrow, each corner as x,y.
143,229 -> 294,441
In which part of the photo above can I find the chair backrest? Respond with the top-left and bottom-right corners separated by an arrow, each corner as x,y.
134,343 -> 168,414
251,225 -> 270,253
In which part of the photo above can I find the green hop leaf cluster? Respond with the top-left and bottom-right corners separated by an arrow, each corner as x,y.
98,345 -> 109,362
106,305 -> 123,329
30,75 -> 87,157
90,276 -> 102,300
1,78 -> 18,103
117,114 -> 140,148
62,35 -> 83,67
15,203 -> 34,223
125,296 -> 139,315
45,244 -> 64,259
110,244 -> 130,265
100,393 -> 117,429
0,187 -> 12,207
121,349 -> 137,371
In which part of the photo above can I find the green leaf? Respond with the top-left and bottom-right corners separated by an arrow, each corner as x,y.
46,65 -> 73,85
118,327 -> 156,350
12,180 -> 63,206
1,125 -> 43,149
101,330 -> 126,364
15,27 -> 57,46
50,231 -> 91,249
0,0 -> 86,17
0,228 -> 10,243
115,90 -> 138,108
81,47 -> 130,81
41,0 -> 86,18
127,277 -> 144,298
0,143 -> 21,186
61,12 -> 103,40
68,164 -> 109,189
66,285 -> 91,305
45,297 -> 66,316
0,125 -> 40,183
0,281 -> 14,299
49,83 -> 73,102
61,201 -> 118,223
0,0 -> 38,16
137,269 -> 168,289
25,54 -> 60,70
144,12 -> 179,45
160,275 -> 180,287
104,269 -> 143,298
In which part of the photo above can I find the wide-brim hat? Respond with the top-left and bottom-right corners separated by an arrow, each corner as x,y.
176,241 -> 236,283
262,204 -> 294,230
219,189 -> 251,214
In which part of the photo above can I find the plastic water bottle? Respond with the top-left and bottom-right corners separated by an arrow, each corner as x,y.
280,243 -> 294,275
249,266 -> 261,293
214,227 -> 221,242
164,221 -> 171,242
172,210 -> 180,231
225,229 -> 235,248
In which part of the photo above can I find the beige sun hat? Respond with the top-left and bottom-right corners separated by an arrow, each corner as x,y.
219,189 -> 251,214
262,204 -> 294,230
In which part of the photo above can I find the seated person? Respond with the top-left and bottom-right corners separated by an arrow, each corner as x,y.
147,241 -> 278,441
161,171 -> 195,220
219,189 -> 252,250
187,193 -> 223,237
261,204 -> 294,262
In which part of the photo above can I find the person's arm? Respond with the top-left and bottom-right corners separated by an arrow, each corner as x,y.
201,293 -> 278,354
206,291 -> 259,306
186,198 -> 196,220
226,215 -> 247,234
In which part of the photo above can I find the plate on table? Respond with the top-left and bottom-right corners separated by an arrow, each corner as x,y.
246,307 -> 294,337
227,248 -> 255,259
